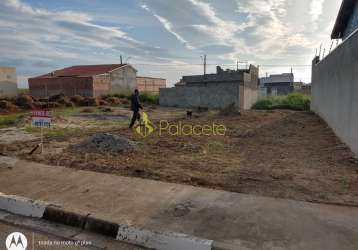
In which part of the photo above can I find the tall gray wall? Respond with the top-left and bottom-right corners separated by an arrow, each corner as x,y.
312,29 -> 358,156
160,82 -> 240,109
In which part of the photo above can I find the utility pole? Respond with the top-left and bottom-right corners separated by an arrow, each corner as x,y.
236,60 -> 239,71
203,55 -> 207,75
120,55 -> 123,64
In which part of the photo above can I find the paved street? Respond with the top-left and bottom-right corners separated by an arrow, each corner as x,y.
0,220 -> 143,250
1,156 -> 358,249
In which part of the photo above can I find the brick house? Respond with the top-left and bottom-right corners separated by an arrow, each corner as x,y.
29,64 -> 137,98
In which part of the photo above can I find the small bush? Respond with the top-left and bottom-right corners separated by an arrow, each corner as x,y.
252,93 -> 310,111
102,93 -> 131,100
15,95 -> 34,109
0,114 -> 23,128
18,88 -> 29,95
140,92 -> 159,104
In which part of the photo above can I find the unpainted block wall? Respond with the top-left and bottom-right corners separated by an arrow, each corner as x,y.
110,66 -> 137,94
159,82 -> 240,109
29,77 -> 94,97
312,29 -> 358,156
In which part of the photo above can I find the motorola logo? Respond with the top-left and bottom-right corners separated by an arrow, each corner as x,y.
5,232 -> 27,250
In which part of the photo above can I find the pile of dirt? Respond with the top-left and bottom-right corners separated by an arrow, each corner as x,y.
50,94 -> 74,107
79,97 -> 99,107
75,133 -> 135,153
99,99 -> 109,106
104,97 -> 129,106
121,98 -> 129,105
0,100 -> 19,113
70,95 -> 85,105
81,107 -> 95,113
106,97 -> 121,105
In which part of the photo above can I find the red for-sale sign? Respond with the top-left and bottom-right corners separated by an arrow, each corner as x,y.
31,110 -> 51,128
32,110 -> 51,118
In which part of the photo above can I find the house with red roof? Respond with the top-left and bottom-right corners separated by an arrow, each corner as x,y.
28,64 -> 137,98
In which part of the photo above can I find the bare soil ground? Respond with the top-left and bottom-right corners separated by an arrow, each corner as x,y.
1,106 -> 358,205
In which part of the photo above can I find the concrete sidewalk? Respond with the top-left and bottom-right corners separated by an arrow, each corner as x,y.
0,156 -> 358,250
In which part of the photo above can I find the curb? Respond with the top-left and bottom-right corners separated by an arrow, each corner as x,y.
0,193 -> 236,250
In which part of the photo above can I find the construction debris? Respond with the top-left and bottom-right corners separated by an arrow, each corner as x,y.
75,133 -> 135,153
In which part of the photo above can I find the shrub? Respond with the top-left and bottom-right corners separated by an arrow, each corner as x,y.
102,93 -> 131,100
252,93 -> 310,111
140,92 -> 159,104
0,114 -> 23,128
18,88 -> 29,95
15,95 -> 34,109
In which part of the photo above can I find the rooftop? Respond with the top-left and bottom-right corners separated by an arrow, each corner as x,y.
331,0 -> 357,39
33,64 -> 129,78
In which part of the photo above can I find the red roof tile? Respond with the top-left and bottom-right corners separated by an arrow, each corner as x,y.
36,64 -> 127,78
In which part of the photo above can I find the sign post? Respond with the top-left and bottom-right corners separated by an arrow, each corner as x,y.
31,110 -> 51,153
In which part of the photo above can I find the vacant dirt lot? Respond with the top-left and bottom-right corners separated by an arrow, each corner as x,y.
1,106 -> 358,205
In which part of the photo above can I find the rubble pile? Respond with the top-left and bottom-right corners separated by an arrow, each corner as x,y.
76,133 -> 134,153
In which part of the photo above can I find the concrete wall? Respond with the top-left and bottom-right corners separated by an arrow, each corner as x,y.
0,67 -> 17,97
160,82 -> 240,109
160,65 -> 258,110
312,29 -> 358,156
241,67 -> 259,109
29,77 -> 94,97
110,65 -> 137,94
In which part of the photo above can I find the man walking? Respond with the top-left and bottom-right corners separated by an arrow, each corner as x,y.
129,89 -> 143,128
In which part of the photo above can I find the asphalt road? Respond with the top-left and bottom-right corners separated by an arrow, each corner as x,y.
0,221 -> 144,250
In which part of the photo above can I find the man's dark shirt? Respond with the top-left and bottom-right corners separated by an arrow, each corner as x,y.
130,94 -> 142,112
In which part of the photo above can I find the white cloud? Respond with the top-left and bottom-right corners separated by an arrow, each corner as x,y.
310,0 -> 325,22
140,4 -> 195,49
0,0 -> 341,85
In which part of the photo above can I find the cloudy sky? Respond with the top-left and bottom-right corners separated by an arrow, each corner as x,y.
0,0 -> 342,87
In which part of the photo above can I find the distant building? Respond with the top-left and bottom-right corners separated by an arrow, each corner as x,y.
300,84 -> 311,96
136,77 -> 166,93
29,64 -> 137,98
0,67 -> 18,97
159,65 -> 259,110
331,0 -> 358,40
293,81 -> 303,91
259,73 -> 294,97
